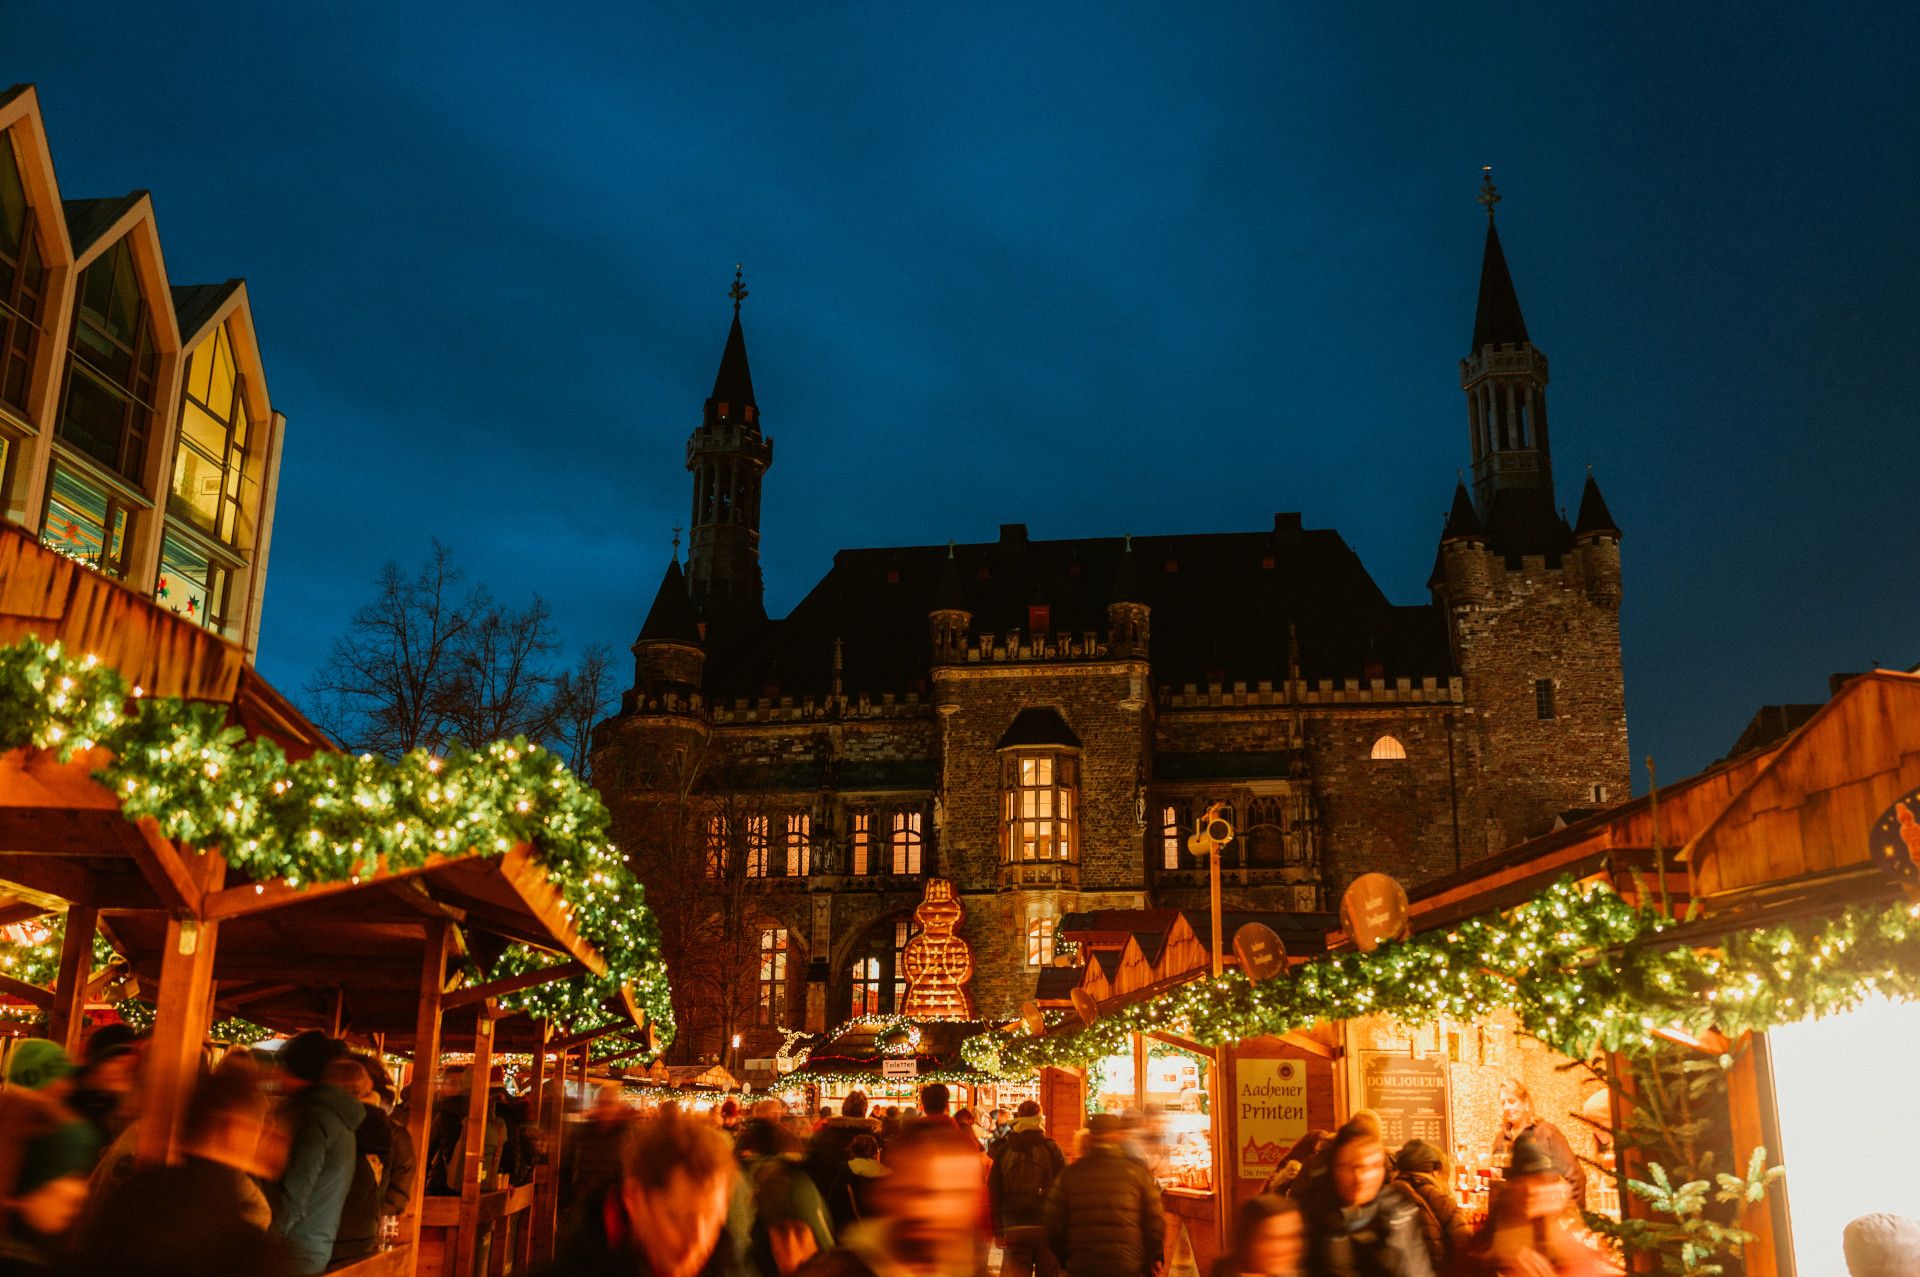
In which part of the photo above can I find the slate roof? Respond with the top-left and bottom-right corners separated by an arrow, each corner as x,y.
62,193 -> 144,256
710,309 -> 754,406
1470,220 -> 1530,350
170,280 -> 242,345
1573,473 -> 1620,538
637,557 -> 702,646
996,706 -> 1081,750
699,518 -> 1454,702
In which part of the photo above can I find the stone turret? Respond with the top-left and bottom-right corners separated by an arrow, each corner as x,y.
929,543 -> 972,665
1572,472 -> 1622,609
1106,537 -> 1149,659
626,556 -> 705,713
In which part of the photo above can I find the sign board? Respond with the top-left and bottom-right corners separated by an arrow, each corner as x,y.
1232,923 -> 1288,982
1235,1057 -> 1309,1180
1341,873 -> 1411,953
1020,1000 -> 1046,1036
1070,988 -> 1100,1026
880,1057 -> 918,1081
1359,1050 -> 1450,1148
1869,786 -> 1920,890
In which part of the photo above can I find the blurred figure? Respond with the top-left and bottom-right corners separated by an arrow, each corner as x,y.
954,1108 -> 984,1150
737,1112 -> 834,1277
814,1106 -> 834,1133
806,1091 -> 879,1234
795,1122 -> 987,1277
987,1108 -> 1012,1153
1213,1195 -> 1304,1277
266,1031 -> 363,1276
1264,1131 -> 1333,1200
69,1059 -> 295,1277
539,1110 -> 744,1277
989,1100 -> 1064,1277
1455,1136 -> 1617,1276
1298,1121 -> 1431,1277
327,1057 -> 388,1266
1493,1081 -> 1585,1209
918,1083 -> 956,1128
67,1025 -> 140,1159
0,1039 -> 95,1272
1844,1213 -> 1920,1277
1391,1140 -> 1469,1268
1044,1113 -> 1164,1277
565,1082 -> 634,1221
361,1056 -> 416,1224
840,1136 -> 888,1223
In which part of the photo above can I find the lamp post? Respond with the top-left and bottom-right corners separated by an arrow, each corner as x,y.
1187,802 -> 1235,978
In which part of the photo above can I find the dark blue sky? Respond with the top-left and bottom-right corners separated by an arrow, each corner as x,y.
9,2 -> 1918,782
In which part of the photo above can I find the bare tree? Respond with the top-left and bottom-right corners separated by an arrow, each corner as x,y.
551,645 -> 615,778
443,596 -> 563,746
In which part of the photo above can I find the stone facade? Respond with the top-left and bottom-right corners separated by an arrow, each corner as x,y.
593,211 -> 1631,1076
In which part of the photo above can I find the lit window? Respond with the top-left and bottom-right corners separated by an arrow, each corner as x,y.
849,956 -> 881,1017
156,530 -> 230,634
1535,680 -> 1557,720
785,813 -> 811,877
171,321 -> 255,546
1026,916 -> 1056,967
41,462 -> 134,578
850,811 -> 871,875
1159,803 -> 1183,870
757,927 -> 788,1025
847,916 -> 915,1017
58,237 -> 158,480
890,810 -> 922,875
893,920 -> 910,1007
1590,784 -> 1608,804
1370,735 -> 1407,761
703,817 -> 724,878
745,815 -> 770,878
1002,752 -> 1078,864
0,128 -> 47,414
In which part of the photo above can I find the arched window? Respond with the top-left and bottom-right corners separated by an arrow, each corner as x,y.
889,810 -> 923,875
1158,802 -> 1184,870
1026,906 -> 1058,967
757,927 -> 789,1025
1370,734 -> 1407,761
784,813 -> 811,877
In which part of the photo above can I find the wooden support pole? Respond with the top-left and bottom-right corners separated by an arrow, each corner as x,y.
400,921 -> 450,1258
453,1004 -> 496,1277
0,973 -> 53,1008
48,904 -> 97,1054
135,912 -> 221,1166
328,988 -> 346,1038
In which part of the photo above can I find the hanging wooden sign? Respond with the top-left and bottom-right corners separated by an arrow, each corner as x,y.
1070,988 -> 1099,1025
1233,923 -> 1288,982
1341,872 -> 1411,953
1870,786 -> 1920,893
899,878 -> 975,1019
1020,1000 -> 1046,1036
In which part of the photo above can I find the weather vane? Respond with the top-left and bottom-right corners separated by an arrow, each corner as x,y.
671,526 -> 682,560
1478,166 -> 1500,220
728,263 -> 748,313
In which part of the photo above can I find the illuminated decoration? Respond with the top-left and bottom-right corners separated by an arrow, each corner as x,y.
963,876 -> 1920,1076
1868,786 -> 1920,891
0,636 -> 674,1045
899,878 -> 974,1020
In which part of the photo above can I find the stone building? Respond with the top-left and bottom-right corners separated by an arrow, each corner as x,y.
593,190 -> 1630,1074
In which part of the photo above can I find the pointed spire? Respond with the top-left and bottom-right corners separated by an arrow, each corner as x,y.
709,266 -> 756,408
1574,471 -> 1621,538
636,556 -> 703,646
1470,170 -> 1530,350
1442,478 -> 1484,541
1110,534 -> 1146,605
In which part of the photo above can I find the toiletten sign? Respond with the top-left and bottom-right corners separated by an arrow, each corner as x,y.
1236,1057 -> 1309,1179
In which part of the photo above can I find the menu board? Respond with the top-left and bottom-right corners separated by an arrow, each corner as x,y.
1359,1051 -> 1450,1147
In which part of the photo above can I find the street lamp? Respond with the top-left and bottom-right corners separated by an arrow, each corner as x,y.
1186,803 -> 1235,978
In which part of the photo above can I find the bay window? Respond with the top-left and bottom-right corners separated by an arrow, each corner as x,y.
1002,751 -> 1078,866
171,321 -> 254,545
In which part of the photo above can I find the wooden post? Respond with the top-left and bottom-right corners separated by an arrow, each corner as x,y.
453,1005 -> 496,1277
1726,1032 -> 1790,1277
135,912 -> 220,1166
400,921 -> 450,1257
328,988 -> 346,1038
520,1019 -> 550,1272
47,904 -> 98,1055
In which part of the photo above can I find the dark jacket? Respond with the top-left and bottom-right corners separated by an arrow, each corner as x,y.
330,1102 -> 392,1264
1300,1177 -> 1433,1277
793,1220 -> 987,1277
1494,1121 -> 1586,1209
1392,1171 -> 1469,1266
381,1108 -> 418,1217
564,1113 -> 632,1214
69,1155 -> 296,1277
267,1083 -> 366,1275
805,1116 -> 879,1232
1043,1144 -> 1165,1277
989,1125 -> 1066,1233
536,1183 -> 750,1277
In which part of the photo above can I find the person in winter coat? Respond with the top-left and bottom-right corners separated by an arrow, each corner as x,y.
1390,1141 -> 1469,1268
536,1110 -> 746,1277
989,1101 -> 1066,1277
1298,1122 -> 1432,1277
1453,1136 -> 1617,1277
564,1083 -> 634,1222
737,1117 -> 835,1277
0,1039 -> 97,1274
66,1026 -> 140,1163
792,1123 -> 988,1277
806,1092 -> 880,1233
1492,1082 -> 1585,1210
329,1058 -> 391,1266
1043,1113 -> 1165,1277
69,1059 -> 295,1277
1212,1195 -> 1305,1277
266,1032 -> 366,1275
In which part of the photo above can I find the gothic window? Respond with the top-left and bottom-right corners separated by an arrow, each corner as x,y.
745,815 -> 770,878
757,927 -> 788,1025
785,813 -> 811,877
1535,680 -> 1557,720
889,810 -> 923,875
850,811 -> 872,875
58,237 -> 159,481
0,128 -> 46,414
1025,909 -> 1057,967
1159,802 -> 1184,870
1245,795 -> 1288,867
171,321 -> 255,546
1370,735 -> 1407,761
1002,752 -> 1078,865
847,917 -> 913,1017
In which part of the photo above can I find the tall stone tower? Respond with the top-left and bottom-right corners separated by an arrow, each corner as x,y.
685,269 -> 772,624
1433,172 -> 1631,850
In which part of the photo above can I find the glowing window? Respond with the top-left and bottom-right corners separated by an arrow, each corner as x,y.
1002,752 -> 1078,864
889,810 -> 922,875
41,462 -> 134,578
157,530 -> 230,635
171,321 -> 256,546
757,927 -> 788,1025
1026,916 -> 1056,967
785,812 -> 811,877
745,815 -> 770,878
850,811 -> 872,875
703,816 -> 724,877
1370,735 -> 1407,761
1160,803 -> 1182,869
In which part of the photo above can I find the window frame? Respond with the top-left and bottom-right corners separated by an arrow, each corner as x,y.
888,809 -> 923,876
0,129 -> 46,418
784,812 -> 811,877
744,814 -> 770,878
1000,749 -> 1080,866
169,321 -> 253,546
757,926 -> 789,1025
58,238 -> 159,481
849,811 -> 872,876
1535,679 -> 1557,721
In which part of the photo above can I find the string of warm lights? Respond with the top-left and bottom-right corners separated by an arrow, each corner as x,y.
0,637 -> 674,1047
963,877 -> 1920,1074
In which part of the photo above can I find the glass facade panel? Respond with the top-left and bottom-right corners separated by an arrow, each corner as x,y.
170,323 -> 253,545
59,239 -> 156,480
157,530 -> 228,632
0,128 -> 44,416
41,462 -> 133,577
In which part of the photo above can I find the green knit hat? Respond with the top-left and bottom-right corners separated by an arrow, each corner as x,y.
6,1038 -> 75,1091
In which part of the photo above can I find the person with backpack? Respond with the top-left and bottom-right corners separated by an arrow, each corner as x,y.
1044,1113 -> 1163,1277
737,1115 -> 835,1277
1389,1141 -> 1468,1269
990,1102 -> 1066,1277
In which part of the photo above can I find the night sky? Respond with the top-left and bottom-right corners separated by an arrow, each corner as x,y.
8,3 -> 1918,784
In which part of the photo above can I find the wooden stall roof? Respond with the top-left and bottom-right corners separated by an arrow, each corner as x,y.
789,1019 -> 988,1080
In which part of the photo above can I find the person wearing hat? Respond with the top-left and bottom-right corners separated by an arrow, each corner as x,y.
0,1039 -> 96,1272
1043,1113 -> 1164,1277
1390,1141 -> 1468,1269
1455,1135 -> 1617,1276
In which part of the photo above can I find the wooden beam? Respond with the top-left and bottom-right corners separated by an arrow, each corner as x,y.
82,962 -> 125,1001
453,1004 -> 496,1277
549,1021 -> 629,1053
444,961 -> 585,1011
132,818 -> 204,914
47,904 -> 97,1053
136,913 -> 221,1166
400,921 -> 450,1258
216,981 -> 300,1009
0,972 -> 53,1009
0,856 -> 153,911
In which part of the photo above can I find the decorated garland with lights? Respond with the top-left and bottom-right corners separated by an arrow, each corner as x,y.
963,877 -> 1920,1075
0,637 -> 673,1047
